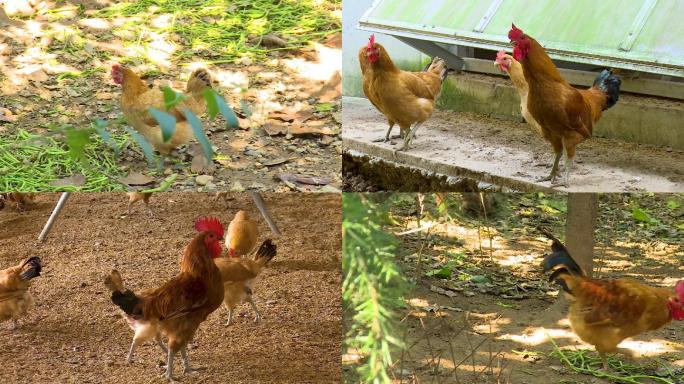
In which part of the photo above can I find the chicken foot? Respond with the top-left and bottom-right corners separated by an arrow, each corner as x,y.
397,122 -> 424,151
181,347 -> 203,375
247,295 -> 261,323
373,123 -> 400,143
599,348 -> 635,371
536,151 -> 561,183
128,335 -> 167,363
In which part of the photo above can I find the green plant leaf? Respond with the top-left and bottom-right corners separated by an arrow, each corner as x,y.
141,174 -> 178,193
183,108 -> 213,160
125,127 -> 157,168
148,108 -> 176,143
203,89 -> 239,128
64,126 -> 94,163
425,266 -> 452,279
631,207 -> 657,224
316,103 -> 334,113
93,120 -> 119,159
161,86 -> 187,110
667,200 -> 681,210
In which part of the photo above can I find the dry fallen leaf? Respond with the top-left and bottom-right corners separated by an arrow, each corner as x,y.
279,173 -> 331,186
118,172 -> 154,186
288,123 -> 337,136
263,121 -> 288,136
50,173 -> 86,187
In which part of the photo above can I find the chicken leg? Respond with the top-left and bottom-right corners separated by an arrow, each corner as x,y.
372,122 -> 400,143
397,121 -> 424,151
181,347 -> 202,375
247,295 -> 261,323
537,151 -> 561,183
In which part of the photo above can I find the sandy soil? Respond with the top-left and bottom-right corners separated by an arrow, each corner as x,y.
0,192 -> 341,383
376,197 -> 684,384
342,97 -> 684,192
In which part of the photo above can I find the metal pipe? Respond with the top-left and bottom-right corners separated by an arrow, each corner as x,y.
38,192 -> 71,242
249,192 -> 281,237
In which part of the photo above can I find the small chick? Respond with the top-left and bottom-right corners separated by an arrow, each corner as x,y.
126,192 -> 154,217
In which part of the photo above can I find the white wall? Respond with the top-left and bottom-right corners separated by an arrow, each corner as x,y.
342,0 -> 426,97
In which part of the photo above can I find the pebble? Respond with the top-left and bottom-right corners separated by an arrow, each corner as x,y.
195,175 -> 214,185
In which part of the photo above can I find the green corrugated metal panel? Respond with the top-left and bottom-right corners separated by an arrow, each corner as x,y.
359,0 -> 684,78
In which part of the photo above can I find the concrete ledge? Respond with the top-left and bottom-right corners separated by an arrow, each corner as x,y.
342,97 -> 684,192
437,72 -> 684,151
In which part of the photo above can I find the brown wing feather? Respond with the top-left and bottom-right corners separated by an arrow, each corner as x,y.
214,258 -> 258,282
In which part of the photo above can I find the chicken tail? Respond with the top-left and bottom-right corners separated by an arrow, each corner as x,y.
254,239 -> 277,264
19,257 -> 42,281
538,228 -> 585,294
592,69 -> 621,111
104,270 -> 143,316
185,68 -> 212,96
423,57 -> 449,83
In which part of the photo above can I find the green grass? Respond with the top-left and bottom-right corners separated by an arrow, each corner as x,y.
94,0 -> 341,64
548,337 -> 677,384
0,129 -> 128,192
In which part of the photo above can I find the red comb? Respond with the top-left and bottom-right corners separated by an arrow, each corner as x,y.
368,34 -> 375,48
508,24 -> 523,41
194,216 -> 224,238
676,281 -> 684,297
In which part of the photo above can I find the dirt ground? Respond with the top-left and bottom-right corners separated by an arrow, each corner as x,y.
344,194 -> 684,384
0,192 -> 341,383
342,97 -> 684,193
0,1 -> 341,191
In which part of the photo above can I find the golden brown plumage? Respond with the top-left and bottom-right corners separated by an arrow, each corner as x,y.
214,239 -> 276,326
125,192 -> 154,217
494,51 -> 543,137
112,65 -> 212,154
359,35 -> 448,150
541,229 -> 684,370
105,217 -> 225,381
0,257 -> 41,329
225,210 -> 258,257
510,25 -> 621,186
0,193 -> 36,211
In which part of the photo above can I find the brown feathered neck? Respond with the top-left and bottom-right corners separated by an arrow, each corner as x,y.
120,67 -> 148,97
366,43 -> 400,74
180,233 -> 219,276
522,37 -> 566,84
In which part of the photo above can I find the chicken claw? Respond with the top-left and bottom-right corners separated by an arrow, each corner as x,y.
247,296 -> 261,323
181,348 -> 203,375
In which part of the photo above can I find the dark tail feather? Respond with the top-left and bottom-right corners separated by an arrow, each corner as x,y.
254,239 -> 277,263
593,69 -> 621,110
19,257 -> 41,281
538,228 -> 585,293
111,289 -> 142,316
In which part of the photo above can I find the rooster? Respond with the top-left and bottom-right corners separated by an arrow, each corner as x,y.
494,51 -> 543,137
359,34 -> 448,150
225,210 -> 258,258
540,228 -> 684,370
509,25 -> 621,186
105,216 -> 225,381
215,239 -> 276,326
0,257 -> 41,329
111,64 -> 212,154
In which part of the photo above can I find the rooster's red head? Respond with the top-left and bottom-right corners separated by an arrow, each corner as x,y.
508,24 -> 531,62
194,216 -> 224,258
365,34 -> 380,63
